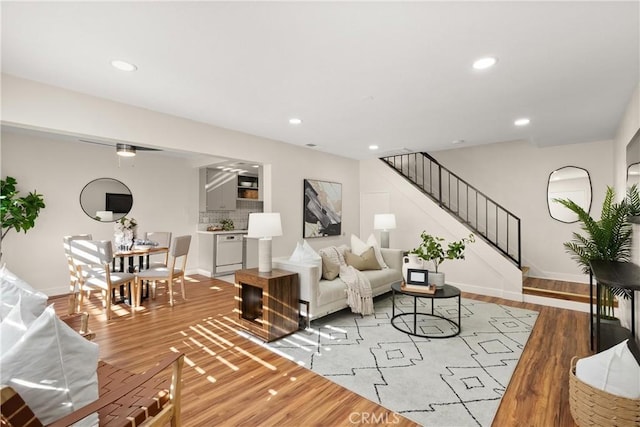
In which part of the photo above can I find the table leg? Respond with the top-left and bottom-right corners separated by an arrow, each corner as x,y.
596,281 -> 601,352
458,294 -> 461,332
392,288 -> 396,318
413,296 -> 417,334
631,291 -> 636,338
589,270 -> 594,351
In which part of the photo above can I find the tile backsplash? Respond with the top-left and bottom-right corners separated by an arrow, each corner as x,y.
199,200 -> 263,230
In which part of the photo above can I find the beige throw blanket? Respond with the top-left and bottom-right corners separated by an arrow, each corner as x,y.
339,265 -> 374,315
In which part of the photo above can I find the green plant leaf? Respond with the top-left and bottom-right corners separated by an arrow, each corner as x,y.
1,176 -> 45,239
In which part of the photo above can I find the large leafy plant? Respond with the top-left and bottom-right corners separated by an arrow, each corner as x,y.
627,184 -> 640,217
410,232 -> 475,273
555,186 -> 633,319
1,176 -> 46,240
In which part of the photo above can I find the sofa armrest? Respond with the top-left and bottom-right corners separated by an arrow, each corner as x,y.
380,248 -> 403,271
272,257 -> 320,303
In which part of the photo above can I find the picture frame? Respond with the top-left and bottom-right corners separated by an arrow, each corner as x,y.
303,179 -> 342,238
407,268 -> 429,286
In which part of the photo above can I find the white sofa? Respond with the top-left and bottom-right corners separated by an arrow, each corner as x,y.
273,248 -> 403,321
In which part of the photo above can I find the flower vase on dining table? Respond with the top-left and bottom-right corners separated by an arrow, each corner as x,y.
114,217 -> 137,251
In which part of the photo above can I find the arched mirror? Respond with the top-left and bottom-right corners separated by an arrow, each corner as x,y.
80,178 -> 133,222
547,166 -> 592,223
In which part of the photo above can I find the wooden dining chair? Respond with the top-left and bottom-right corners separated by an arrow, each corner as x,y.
62,234 -> 93,313
135,235 -> 191,307
70,240 -> 137,320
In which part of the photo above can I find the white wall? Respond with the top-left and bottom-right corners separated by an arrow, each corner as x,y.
612,83 -> 640,340
433,139 -> 613,283
1,130 -> 199,295
359,158 -> 523,301
1,75 -> 360,294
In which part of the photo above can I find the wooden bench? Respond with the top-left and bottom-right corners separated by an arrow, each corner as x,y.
1,308 -> 184,426
1,352 -> 184,427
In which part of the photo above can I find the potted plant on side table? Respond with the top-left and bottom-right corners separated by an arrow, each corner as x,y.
554,186 -> 634,323
408,231 -> 475,288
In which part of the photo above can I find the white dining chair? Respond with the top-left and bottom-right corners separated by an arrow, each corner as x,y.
135,235 -> 191,307
70,239 -> 137,320
144,231 -> 172,268
63,234 -> 95,312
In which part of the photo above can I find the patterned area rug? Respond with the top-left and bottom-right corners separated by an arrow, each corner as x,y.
266,293 -> 538,427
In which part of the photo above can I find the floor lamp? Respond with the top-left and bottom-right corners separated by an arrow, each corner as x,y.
374,213 -> 396,249
247,212 -> 283,273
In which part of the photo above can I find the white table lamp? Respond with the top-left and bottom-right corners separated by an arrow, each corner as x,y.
247,212 -> 283,273
374,213 -> 396,248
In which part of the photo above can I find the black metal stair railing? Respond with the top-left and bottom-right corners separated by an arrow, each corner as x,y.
381,152 -> 521,268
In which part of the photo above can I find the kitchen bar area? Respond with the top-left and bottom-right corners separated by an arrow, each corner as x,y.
197,162 -> 263,278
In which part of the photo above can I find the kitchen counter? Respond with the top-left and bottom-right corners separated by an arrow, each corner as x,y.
197,229 -> 248,235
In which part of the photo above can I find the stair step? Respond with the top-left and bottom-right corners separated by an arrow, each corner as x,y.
522,286 -> 597,304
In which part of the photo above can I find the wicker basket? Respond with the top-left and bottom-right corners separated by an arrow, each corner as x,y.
569,356 -> 640,426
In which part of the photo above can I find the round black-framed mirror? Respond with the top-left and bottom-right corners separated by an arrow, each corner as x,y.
80,178 -> 133,222
547,166 -> 592,223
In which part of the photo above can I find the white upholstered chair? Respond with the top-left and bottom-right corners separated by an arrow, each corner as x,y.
144,231 -> 172,268
135,235 -> 191,307
70,239 -> 137,320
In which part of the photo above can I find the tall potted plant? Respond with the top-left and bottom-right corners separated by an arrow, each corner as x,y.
1,176 -> 46,261
555,186 -> 633,320
1,176 -> 46,239
409,232 -> 475,288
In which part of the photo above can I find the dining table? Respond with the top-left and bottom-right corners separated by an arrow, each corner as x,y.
112,245 -> 169,304
112,245 -> 169,273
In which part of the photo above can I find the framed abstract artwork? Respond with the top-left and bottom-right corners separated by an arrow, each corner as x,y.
303,179 -> 342,238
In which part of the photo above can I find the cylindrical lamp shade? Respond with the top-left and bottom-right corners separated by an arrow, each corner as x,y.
247,213 -> 283,238
374,214 -> 396,231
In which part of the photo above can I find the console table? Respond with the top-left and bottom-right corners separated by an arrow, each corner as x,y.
235,268 -> 299,342
589,260 -> 640,352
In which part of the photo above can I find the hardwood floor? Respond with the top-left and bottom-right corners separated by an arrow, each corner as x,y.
50,275 -> 591,426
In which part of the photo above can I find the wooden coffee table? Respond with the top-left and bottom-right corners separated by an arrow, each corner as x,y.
391,282 -> 461,338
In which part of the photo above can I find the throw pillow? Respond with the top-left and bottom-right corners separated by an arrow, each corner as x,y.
320,253 -> 340,280
0,305 -> 99,426
366,233 -> 389,269
0,265 -> 48,321
318,246 -> 348,267
575,339 -> 640,399
0,295 -> 37,353
350,234 -> 371,256
289,240 -> 322,282
344,247 -> 382,271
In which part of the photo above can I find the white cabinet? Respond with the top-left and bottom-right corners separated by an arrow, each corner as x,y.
205,169 -> 237,211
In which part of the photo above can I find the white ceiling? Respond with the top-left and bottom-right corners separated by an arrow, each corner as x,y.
2,1 -> 639,160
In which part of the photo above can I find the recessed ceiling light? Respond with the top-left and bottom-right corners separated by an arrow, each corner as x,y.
472,57 -> 498,70
111,60 -> 137,72
369,145 -> 379,151
289,118 -> 302,125
252,164 -> 260,168
514,118 -> 531,126
451,139 -> 465,145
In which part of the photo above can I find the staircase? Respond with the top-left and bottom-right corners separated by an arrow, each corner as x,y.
381,152 -> 521,268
